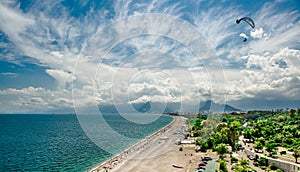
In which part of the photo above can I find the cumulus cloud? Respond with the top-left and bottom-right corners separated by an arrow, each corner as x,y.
250,28 -> 264,39
46,69 -> 75,89
225,48 -> 300,102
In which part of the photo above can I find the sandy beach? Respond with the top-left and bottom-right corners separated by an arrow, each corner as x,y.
90,116 -> 214,172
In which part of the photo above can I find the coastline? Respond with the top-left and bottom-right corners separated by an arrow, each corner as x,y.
89,115 -> 177,172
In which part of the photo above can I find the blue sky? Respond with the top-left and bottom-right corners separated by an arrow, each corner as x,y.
0,0 -> 300,113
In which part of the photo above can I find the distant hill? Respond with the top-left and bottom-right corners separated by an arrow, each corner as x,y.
199,100 -> 241,112
98,100 -> 241,113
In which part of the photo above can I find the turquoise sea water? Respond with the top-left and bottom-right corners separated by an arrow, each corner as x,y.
0,114 -> 173,171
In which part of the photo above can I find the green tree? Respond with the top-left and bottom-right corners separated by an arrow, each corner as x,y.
218,127 -> 230,144
233,159 -> 252,172
265,142 -> 278,157
289,109 -> 296,118
254,141 -> 264,152
239,159 -> 250,168
277,115 -> 286,122
219,160 -> 227,172
228,122 -> 241,151
206,136 -> 215,149
216,143 -> 228,159
270,163 -> 277,170
195,137 -> 201,145
292,147 -> 300,163
243,129 -> 253,140
231,157 -> 238,164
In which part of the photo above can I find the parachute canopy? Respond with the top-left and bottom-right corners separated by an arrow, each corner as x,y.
236,17 -> 255,28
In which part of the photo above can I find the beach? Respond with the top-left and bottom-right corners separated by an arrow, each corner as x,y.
90,116 -> 205,172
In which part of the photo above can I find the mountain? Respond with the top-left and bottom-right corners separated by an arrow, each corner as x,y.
199,100 -> 241,112
133,101 -> 151,113
98,104 -> 118,113
133,101 -> 176,113
98,102 -> 177,114
98,100 -> 241,114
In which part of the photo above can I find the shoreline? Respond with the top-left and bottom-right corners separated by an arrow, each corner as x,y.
89,115 -> 177,172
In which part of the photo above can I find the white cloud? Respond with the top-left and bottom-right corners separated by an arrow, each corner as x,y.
46,69 -> 75,89
225,48 -> 300,101
0,2 -> 35,40
0,72 -> 18,78
246,3 -> 300,54
204,1 -> 300,64
250,28 -> 264,39
194,5 -> 240,50
0,0 -> 300,112
0,87 -> 73,113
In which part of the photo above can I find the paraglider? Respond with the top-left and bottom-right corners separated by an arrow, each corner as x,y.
236,17 -> 255,28
239,33 -> 247,42
236,17 -> 255,42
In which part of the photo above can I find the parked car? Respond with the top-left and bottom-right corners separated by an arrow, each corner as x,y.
247,155 -> 255,160
237,146 -> 245,151
198,162 -> 206,167
202,156 -> 212,161
198,166 -> 205,170
200,160 -> 207,164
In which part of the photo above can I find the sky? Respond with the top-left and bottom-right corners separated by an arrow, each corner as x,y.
0,0 -> 300,113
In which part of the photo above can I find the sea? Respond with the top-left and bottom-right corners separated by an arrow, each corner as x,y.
0,113 -> 173,171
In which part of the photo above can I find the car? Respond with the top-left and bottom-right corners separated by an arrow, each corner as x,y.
202,156 -> 213,161
200,160 -> 208,164
199,167 -> 206,170
247,155 -> 255,160
198,162 -> 206,167
196,169 -> 205,172
238,146 -> 245,151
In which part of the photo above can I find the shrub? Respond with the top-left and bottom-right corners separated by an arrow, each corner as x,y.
253,161 -> 259,166
270,163 -> 277,170
260,166 -> 266,170
231,157 -> 238,164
